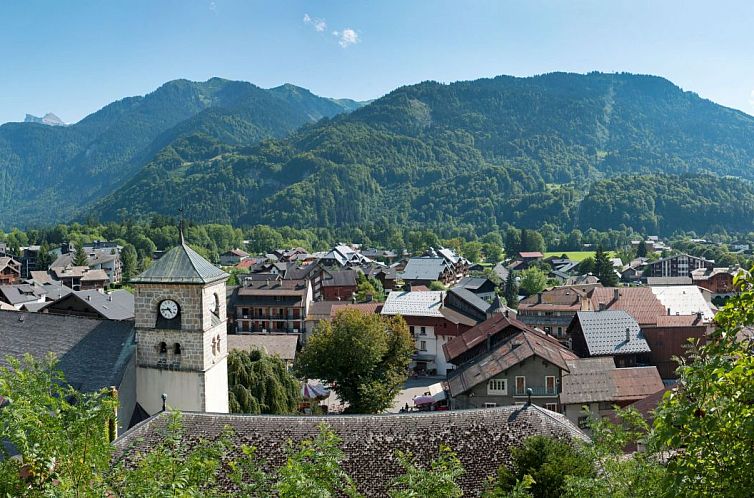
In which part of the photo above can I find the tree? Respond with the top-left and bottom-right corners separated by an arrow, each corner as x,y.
594,246 -> 618,286
294,309 -> 413,414
429,280 -> 446,291
649,267 -> 754,496
389,445 -> 465,498
578,256 -> 595,275
0,354 -> 117,496
519,267 -> 548,296
72,242 -> 89,267
504,271 -> 518,308
356,273 -> 385,302
36,241 -> 54,270
636,239 -> 647,257
462,241 -> 483,263
228,349 -> 300,414
486,436 -> 594,498
121,243 -> 138,282
504,228 -> 521,256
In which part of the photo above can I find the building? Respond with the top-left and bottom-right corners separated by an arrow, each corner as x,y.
691,267 -> 737,297
0,256 -> 21,284
114,405 -> 587,497
53,245 -> 123,284
646,253 -> 713,278
454,276 -> 497,302
0,283 -> 48,310
445,287 -> 494,322
517,285 -> 596,340
321,269 -> 359,301
220,248 -> 249,266
560,357 -> 664,430
567,311 -> 652,368
38,289 -> 134,320
381,290 -> 478,375
447,325 -> 578,411
400,257 -> 456,286
131,239 -> 230,415
233,278 -> 312,336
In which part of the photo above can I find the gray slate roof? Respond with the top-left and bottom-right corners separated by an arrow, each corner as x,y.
0,310 -> 135,393
575,310 -> 651,356
131,244 -> 228,284
401,257 -> 450,281
114,405 -> 587,496
39,289 -> 134,320
0,284 -> 45,305
448,287 -> 492,315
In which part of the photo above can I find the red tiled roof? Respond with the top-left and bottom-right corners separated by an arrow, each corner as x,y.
330,302 -> 383,317
519,252 -> 544,258
590,287 -> 667,326
234,259 -> 256,270
611,367 -> 665,402
444,313 -> 535,362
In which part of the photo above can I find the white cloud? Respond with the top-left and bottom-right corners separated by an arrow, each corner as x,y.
333,28 -> 359,48
303,13 -> 327,32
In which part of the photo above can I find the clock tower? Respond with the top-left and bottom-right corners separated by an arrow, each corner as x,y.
131,238 -> 230,415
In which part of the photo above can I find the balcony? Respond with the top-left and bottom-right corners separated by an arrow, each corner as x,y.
236,325 -> 301,334
513,386 -> 559,397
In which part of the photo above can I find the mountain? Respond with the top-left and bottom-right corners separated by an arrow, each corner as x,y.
24,113 -> 66,126
92,72 -> 754,235
0,78 -> 363,228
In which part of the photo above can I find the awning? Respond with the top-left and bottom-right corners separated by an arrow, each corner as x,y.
412,353 -> 435,362
414,395 -> 434,406
301,381 -> 330,400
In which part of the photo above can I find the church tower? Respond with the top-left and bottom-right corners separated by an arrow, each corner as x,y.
131,238 -> 229,415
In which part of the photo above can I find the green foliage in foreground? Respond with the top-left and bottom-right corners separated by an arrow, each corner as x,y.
228,348 -> 301,414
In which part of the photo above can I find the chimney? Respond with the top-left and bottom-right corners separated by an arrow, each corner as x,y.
108,294 -> 113,302
598,302 -> 606,311
86,295 -> 91,301
695,311 -> 702,323
613,288 -> 619,301
505,309 -> 509,318
405,283 -> 412,292
625,327 -> 630,342
265,278 -> 270,287
667,308 -> 671,316
537,292 -> 542,304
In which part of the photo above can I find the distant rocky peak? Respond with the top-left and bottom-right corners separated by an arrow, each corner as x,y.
25,112 -> 66,126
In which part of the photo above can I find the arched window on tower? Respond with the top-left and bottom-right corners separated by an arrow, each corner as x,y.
173,343 -> 182,355
158,341 -> 167,367
172,343 -> 182,368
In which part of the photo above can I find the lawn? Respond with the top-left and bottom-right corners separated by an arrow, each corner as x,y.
542,251 -> 616,262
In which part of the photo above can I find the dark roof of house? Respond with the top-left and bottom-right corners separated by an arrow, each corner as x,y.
52,250 -> 118,269
560,357 -> 664,405
131,243 -> 228,284
322,270 -> 358,287
0,284 -> 45,305
443,313 -> 535,362
572,311 -> 650,356
114,405 -> 587,496
455,277 -> 492,291
448,287 -> 491,315
0,310 -> 135,393
447,329 -> 578,397
39,289 -> 134,320
400,257 -> 450,281
222,248 -> 249,257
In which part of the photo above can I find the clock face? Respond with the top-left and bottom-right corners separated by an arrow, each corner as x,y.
159,299 -> 179,320
210,293 -> 220,316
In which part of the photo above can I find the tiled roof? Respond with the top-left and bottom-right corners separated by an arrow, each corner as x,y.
227,334 -> 298,361
381,291 -> 445,317
447,329 -> 578,397
650,286 -> 714,322
330,302 -> 383,317
560,357 -> 664,405
448,287 -> 491,315
39,289 -> 134,320
114,405 -> 587,496
322,270 -> 358,287
443,313 -> 535,362
590,287 -> 667,326
0,310 -> 135,393
131,243 -> 228,284
455,277 -> 488,291
573,310 -> 651,356
0,284 -> 45,305
519,252 -> 544,258
646,276 -> 692,286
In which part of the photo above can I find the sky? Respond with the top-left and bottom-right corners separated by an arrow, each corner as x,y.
1,0 -> 753,124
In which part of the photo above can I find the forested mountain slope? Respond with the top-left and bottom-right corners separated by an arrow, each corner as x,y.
93,72 -> 754,235
0,78 -> 362,228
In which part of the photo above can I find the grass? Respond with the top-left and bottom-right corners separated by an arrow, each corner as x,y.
542,251 -> 617,262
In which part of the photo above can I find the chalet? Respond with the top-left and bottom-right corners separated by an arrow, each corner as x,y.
646,253 -> 713,278
219,248 -> 249,266
401,257 -> 455,286
365,265 -> 397,290
447,325 -> 578,411
53,246 -> 122,284
517,285 -> 596,340
560,357 -> 664,430
454,276 -> 497,302
283,260 -> 330,300
567,311 -> 652,368
381,290 -> 478,375
320,244 -> 372,267
691,267 -> 738,297
0,283 -> 47,310
446,287 -> 493,322
233,278 -> 312,337
38,289 -> 134,320
321,269 -> 359,301
0,256 -> 21,284
44,265 -> 110,290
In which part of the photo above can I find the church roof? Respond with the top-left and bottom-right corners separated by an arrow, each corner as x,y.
131,243 -> 228,284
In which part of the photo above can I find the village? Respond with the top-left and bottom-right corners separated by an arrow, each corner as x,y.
0,233 -> 737,431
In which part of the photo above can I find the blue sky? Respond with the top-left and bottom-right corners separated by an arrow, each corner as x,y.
1,1 -> 753,124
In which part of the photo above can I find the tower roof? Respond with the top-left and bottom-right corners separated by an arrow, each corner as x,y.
131,243 -> 228,284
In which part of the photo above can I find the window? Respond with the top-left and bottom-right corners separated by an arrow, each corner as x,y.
173,343 -> 182,355
420,326 -> 426,336
545,376 -> 556,395
557,327 -> 563,337
487,379 -> 507,395
546,403 -> 558,412
515,376 -> 526,395
409,326 -> 415,336
419,340 -> 427,351
484,402 -> 497,408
